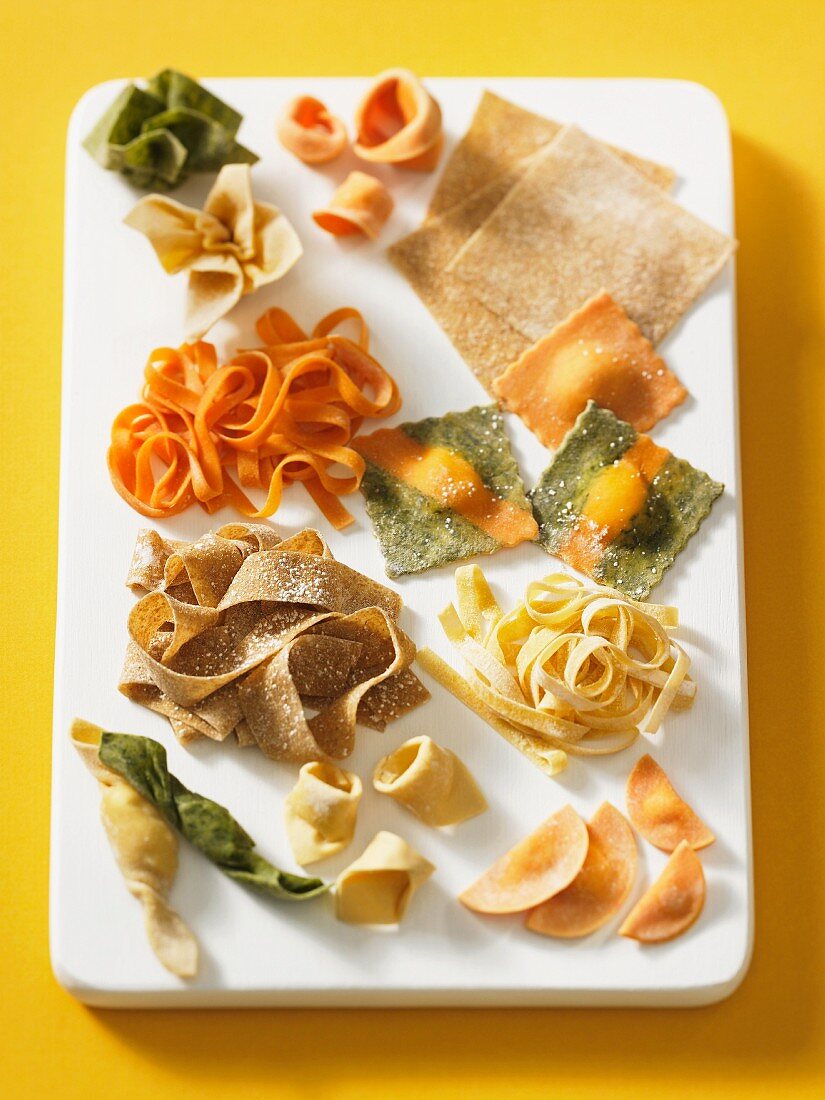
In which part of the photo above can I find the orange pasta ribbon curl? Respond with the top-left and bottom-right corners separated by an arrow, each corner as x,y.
108,309 -> 401,529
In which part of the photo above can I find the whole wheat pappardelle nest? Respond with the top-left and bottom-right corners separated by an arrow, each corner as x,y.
120,521 -> 429,760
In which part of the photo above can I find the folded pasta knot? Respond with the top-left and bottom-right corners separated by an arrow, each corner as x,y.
373,735 -> 486,826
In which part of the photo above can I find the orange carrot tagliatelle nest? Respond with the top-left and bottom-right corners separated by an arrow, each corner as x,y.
108,307 -> 401,529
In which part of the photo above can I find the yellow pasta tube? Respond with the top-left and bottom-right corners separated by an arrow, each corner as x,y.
71,719 -> 198,978
335,831 -> 434,924
284,761 -> 363,865
373,735 -> 487,826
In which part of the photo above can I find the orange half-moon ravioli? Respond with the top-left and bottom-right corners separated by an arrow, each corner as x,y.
313,171 -> 394,240
459,804 -> 588,914
626,754 -> 714,852
493,292 -> 688,449
277,96 -> 348,164
619,840 -> 706,943
526,802 -> 637,938
354,68 -> 443,171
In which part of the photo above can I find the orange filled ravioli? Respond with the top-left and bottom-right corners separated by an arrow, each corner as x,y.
493,292 -> 688,449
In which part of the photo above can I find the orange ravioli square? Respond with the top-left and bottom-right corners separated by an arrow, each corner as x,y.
493,292 -> 688,449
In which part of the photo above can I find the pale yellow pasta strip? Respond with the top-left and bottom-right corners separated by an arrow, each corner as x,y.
373,735 -> 487,826
284,762 -> 362,865
416,648 -> 569,777
453,563 -> 503,642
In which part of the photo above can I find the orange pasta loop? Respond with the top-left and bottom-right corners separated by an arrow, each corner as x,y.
313,172 -> 394,240
277,95 -> 348,165
353,69 -> 443,171
108,309 -> 401,529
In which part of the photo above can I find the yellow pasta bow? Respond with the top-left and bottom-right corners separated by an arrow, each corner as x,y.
124,163 -> 302,338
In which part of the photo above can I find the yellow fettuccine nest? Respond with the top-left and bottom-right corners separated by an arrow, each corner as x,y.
120,523 -> 429,760
419,566 -> 693,776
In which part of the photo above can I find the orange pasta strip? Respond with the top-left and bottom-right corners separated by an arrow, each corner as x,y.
313,171 -> 394,240
354,428 -> 538,546
558,435 -> 670,573
277,95 -> 348,165
108,309 -> 401,529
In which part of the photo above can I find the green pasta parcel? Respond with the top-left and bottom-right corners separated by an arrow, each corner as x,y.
83,69 -> 258,189
530,402 -> 723,598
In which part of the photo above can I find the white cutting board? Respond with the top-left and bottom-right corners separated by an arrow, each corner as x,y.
52,78 -> 750,1007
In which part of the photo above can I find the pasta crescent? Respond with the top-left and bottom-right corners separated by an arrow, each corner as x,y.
619,840 -> 706,944
313,171 -> 394,240
277,96 -> 347,164
71,719 -> 198,978
335,831 -> 434,924
526,802 -> 637,938
284,762 -> 363,865
373,735 -> 487,826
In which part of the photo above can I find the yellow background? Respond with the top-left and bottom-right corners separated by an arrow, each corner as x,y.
1,0 -> 823,1095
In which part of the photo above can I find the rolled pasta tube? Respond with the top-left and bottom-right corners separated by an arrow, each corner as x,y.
71,718 -> 198,979
313,171 -> 394,240
373,735 -> 487,827
284,762 -> 363,865
353,69 -> 443,171
335,831 -> 434,924
277,95 -> 347,164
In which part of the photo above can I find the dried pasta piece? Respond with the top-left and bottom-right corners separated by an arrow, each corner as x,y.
284,762 -> 362,865
119,525 -> 428,757
373,735 -> 487,826
531,402 -> 723,598
313,171 -> 394,240
71,718 -> 198,978
237,607 -> 416,762
354,405 -> 537,577
389,171 -> 534,393
619,840 -> 706,943
416,648 -> 569,778
459,805 -> 588,914
447,125 -> 735,348
428,563 -> 692,774
353,69 -> 443,171
82,69 -> 257,191
626,754 -> 714,852
108,306 -> 401,528
277,95 -> 347,164
124,163 -> 302,338
526,802 -> 637,938
493,292 -> 688,449
427,90 -> 674,219
335,831 -> 435,924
